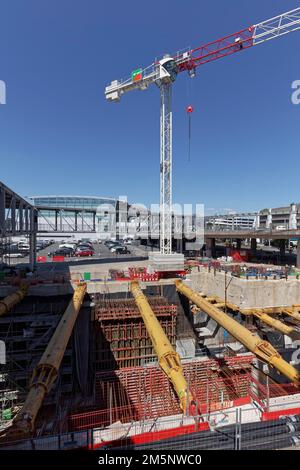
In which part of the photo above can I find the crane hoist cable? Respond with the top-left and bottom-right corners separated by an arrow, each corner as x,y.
186,105 -> 194,162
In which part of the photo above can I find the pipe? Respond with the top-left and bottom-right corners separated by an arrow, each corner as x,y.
175,280 -> 300,383
130,281 -> 196,414
2,282 -> 87,439
0,284 -> 28,317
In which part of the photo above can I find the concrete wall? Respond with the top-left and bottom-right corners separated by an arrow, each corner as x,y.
187,267 -> 300,309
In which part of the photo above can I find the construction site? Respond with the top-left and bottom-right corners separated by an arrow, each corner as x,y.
1,3 -> 300,454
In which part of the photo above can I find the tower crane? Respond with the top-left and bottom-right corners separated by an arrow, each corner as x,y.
105,7 -> 300,267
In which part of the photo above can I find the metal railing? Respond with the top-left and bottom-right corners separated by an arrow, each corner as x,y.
1,399 -> 300,450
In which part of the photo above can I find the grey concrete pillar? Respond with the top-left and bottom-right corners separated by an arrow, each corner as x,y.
250,238 -> 257,255
206,238 -> 216,258
29,209 -> 37,271
279,239 -> 286,257
0,187 -> 5,237
266,209 -> 272,229
11,195 -> 16,235
297,243 -> 300,268
25,206 -> 29,232
19,203 -> 23,233
176,238 -> 183,253
289,203 -> 297,230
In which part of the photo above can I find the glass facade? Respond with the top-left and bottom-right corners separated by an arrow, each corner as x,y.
29,196 -> 116,210
29,196 -> 118,234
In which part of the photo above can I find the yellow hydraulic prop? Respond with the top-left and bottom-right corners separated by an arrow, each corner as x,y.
197,294 -> 296,337
175,280 -> 300,384
3,282 -> 87,439
130,281 -> 196,414
282,308 -> 300,322
0,284 -> 28,317
252,312 -> 294,336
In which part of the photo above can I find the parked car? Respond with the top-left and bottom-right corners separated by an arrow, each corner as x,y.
59,243 -> 77,250
18,243 -> 30,252
3,253 -> 24,259
48,248 -> 74,257
104,240 -> 118,248
75,247 -> 94,257
110,245 -> 130,254
81,242 -> 93,248
76,244 -> 94,252
109,243 -> 122,251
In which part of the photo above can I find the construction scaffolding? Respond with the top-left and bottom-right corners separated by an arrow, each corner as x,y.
0,294 -> 76,434
0,284 -> 86,439
93,297 -> 177,369
68,356 -> 253,431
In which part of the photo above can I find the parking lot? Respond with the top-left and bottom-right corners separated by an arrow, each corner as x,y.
1,239 -> 149,269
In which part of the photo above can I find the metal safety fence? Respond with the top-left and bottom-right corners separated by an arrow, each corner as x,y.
1,398 -> 300,450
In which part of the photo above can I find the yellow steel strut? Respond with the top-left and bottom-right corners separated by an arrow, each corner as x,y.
2,282 -> 87,439
175,280 -> 300,384
131,281 -> 196,414
0,284 -> 28,317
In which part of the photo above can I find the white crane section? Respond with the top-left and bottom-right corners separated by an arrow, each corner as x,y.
253,7 -> 300,45
105,7 -> 300,270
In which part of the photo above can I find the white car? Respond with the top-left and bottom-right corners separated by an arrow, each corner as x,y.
4,253 -> 23,259
18,243 -> 30,251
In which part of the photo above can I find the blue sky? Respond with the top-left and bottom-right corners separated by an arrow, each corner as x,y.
0,0 -> 299,214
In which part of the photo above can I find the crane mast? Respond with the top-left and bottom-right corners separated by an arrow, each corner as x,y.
105,7 -> 300,265
160,82 -> 172,255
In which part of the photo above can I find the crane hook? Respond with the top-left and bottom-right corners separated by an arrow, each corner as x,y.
186,105 -> 194,162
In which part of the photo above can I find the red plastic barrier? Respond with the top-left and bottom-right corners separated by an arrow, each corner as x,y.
52,256 -> 65,262
91,420 -> 210,450
37,256 -> 47,263
262,406 -> 300,421
230,249 -> 249,262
